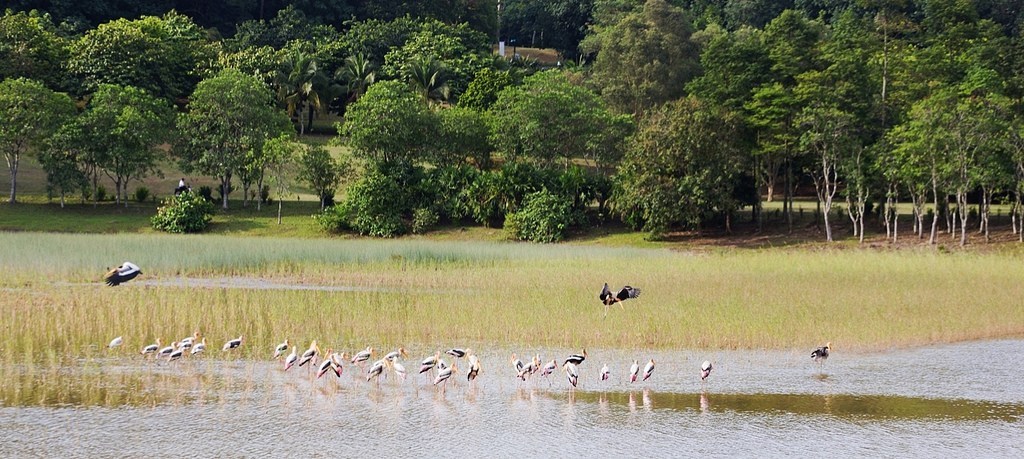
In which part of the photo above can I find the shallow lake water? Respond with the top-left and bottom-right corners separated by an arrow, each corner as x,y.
1,340 -> 1022,457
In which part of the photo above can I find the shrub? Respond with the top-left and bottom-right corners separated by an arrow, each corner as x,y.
314,205 -> 352,233
151,190 -> 215,233
133,187 -> 150,203
504,189 -> 574,243
260,185 -> 271,204
464,163 -> 556,227
425,165 -> 479,222
330,170 -> 409,237
412,208 -> 439,234
95,185 -> 107,202
197,185 -> 214,202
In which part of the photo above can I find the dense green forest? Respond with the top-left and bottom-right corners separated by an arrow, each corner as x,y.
2,0 -> 1024,244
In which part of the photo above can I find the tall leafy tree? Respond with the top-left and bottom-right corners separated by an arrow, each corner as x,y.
582,0 -> 700,116
435,106 -> 492,168
262,135 -> 300,224
381,23 -> 492,100
298,145 -> 345,210
747,9 -> 824,231
0,10 -> 69,91
490,70 -> 630,168
405,56 -> 451,104
615,96 -> 746,238
459,67 -> 515,111
80,84 -> 175,206
274,49 -> 328,136
795,81 -> 857,242
340,80 -> 437,165
68,11 -> 215,101
175,69 -> 292,209
39,123 -> 89,207
687,25 -> 772,111
0,77 -> 75,203
335,53 -> 377,104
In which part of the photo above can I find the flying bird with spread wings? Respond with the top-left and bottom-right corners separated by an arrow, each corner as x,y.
599,283 -> 641,316
104,262 -> 142,286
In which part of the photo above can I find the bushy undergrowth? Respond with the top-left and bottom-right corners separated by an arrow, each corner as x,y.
505,189 -> 575,242
151,190 -> 214,233
318,161 -> 607,239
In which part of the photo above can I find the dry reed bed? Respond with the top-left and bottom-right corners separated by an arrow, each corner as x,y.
1,232 -> 1023,364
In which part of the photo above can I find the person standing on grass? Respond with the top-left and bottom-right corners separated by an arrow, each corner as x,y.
175,178 -> 187,195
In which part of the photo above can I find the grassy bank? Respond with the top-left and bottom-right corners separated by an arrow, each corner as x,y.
1,233 -> 1022,364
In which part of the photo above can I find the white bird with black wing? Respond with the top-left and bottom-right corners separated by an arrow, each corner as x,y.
104,262 -> 142,286
811,342 -> 831,367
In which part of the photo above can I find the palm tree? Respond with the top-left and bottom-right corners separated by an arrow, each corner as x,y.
336,53 -> 376,104
274,50 -> 327,136
405,56 -> 450,106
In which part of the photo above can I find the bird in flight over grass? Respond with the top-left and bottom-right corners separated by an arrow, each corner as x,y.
104,262 -> 142,286
599,283 -> 641,316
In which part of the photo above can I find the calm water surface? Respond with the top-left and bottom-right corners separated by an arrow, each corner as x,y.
1,340 -> 1022,457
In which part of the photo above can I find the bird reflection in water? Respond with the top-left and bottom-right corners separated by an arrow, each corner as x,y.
700,392 -> 710,414
642,388 -> 652,411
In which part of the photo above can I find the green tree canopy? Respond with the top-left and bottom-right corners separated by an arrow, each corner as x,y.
68,11 -> 216,101
0,10 -> 69,91
489,70 -> 631,168
582,0 -> 700,116
0,77 -> 75,203
175,68 -> 293,209
340,80 -> 437,165
615,96 -> 746,239
78,84 -> 175,206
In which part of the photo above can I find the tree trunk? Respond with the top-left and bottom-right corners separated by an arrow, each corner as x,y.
277,199 -> 283,225
892,195 -> 898,243
256,176 -> 264,212
957,190 -> 968,246
6,150 -> 20,203
929,180 -> 939,244
307,103 -> 315,133
221,174 -> 231,210
785,159 -> 793,234
847,196 -> 859,239
7,161 -> 16,204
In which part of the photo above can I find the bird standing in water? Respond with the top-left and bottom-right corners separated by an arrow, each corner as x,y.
701,360 -> 713,382
564,349 -> 587,366
564,362 -> 579,388
811,342 -> 831,366
466,354 -> 481,382
642,359 -> 655,381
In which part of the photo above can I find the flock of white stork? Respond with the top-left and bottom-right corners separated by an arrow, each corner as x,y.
103,264 -> 833,392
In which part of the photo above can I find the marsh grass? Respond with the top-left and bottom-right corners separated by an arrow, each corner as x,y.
1,233 -> 1023,364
